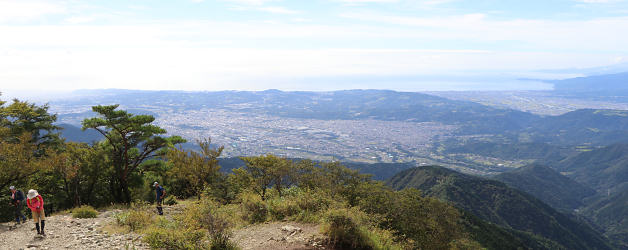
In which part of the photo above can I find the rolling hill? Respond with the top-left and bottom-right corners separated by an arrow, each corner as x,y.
554,143 -> 628,193
524,109 -> 628,145
494,164 -> 596,211
445,142 -> 569,163
58,123 -> 104,143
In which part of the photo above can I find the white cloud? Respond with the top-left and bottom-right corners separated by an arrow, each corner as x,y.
258,6 -> 300,14
340,12 -> 628,51
0,0 -> 66,23
222,0 -> 278,5
0,19 -> 623,91
338,0 -> 399,3
574,0 -> 622,3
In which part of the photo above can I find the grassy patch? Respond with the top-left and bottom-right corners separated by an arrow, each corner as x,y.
115,209 -> 153,231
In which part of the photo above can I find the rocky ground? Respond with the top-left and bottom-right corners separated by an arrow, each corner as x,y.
0,204 -> 329,250
0,210 -> 148,250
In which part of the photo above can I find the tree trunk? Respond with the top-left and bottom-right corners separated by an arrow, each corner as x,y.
120,178 -> 131,204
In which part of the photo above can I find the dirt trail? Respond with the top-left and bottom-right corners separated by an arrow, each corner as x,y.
0,210 -> 148,250
231,222 -> 328,250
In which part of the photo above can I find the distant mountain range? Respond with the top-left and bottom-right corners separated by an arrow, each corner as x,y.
550,72 -> 628,91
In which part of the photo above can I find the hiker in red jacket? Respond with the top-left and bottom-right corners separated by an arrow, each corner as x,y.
26,189 -> 46,236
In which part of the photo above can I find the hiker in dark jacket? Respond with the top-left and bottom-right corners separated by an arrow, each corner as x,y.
154,182 -> 166,215
9,186 -> 27,224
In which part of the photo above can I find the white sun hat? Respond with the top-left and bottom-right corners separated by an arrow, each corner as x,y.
153,182 -> 159,187
27,189 -> 39,199
9,186 -> 15,190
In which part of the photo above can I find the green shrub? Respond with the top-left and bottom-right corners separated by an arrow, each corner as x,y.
115,209 -> 153,231
265,188 -> 337,222
268,197 -> 300,221
323,208 -> 403,250
238,192 -> 267,223
144,227 -> 207,250
72,205 -> 98,218
163,195 -> 178,206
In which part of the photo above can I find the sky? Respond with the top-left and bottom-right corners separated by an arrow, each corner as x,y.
1,0 -> 628,93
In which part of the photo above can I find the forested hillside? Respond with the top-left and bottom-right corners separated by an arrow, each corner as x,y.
554,143 -> 628,193
387,166 -> 613,250
494,164 -> 597,211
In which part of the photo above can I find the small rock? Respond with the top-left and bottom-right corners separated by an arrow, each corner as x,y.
281,225 -> 303,235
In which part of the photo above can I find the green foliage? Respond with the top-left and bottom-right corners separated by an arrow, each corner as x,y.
72,205 -> 98,218
0,133 -> 50,191
47,142 -> 110,208
0,98 -> 61,147
167,138 -> 223,199
239,154 -> 295,200
322,207 -> 403,250
0,98 -> 62,195
82,104 -> 185,203
352,182 -> 467,250
266,187 -> 336,222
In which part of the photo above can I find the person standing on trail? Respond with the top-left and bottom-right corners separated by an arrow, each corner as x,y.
26,189 -> 46,236
154,182 -> 166,216
9,186 -> 27,224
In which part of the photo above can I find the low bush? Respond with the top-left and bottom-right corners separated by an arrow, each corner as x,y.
163,195 -> 178,206
266,187 -> 338,222
115,209 -> 153,231
209,232 -> 239,250
72,205 -> 98,218
238,192 -> 267,223
144,227 -> 206,250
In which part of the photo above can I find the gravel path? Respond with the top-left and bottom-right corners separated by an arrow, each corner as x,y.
0,211 -> 148,250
